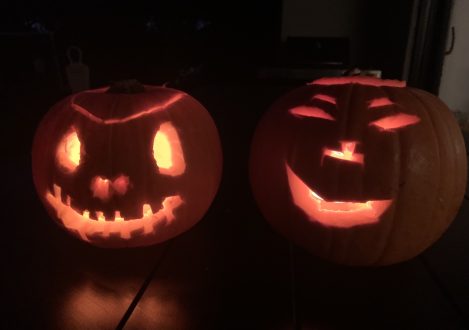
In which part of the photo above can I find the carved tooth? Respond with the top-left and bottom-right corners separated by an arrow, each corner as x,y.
53,184 -> 62,201
143,220 -> 153,234
66,195 -> 71,206
114,211 -> 124,222
119,228 -> 131,240
162,196 -> 178,221
143,204 -> 153,217
96,211 -> 105,222
83,210 -> 90,219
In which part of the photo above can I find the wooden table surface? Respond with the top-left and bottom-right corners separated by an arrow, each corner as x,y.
2,82 -> 468,329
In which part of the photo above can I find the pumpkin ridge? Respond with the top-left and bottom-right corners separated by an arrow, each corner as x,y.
407,89 -> 444,251
405,88 -> 444,255
410,89 -> 465,246
336,82 -> 357,265
371,86 -> 402,265
375,87 -> 441,264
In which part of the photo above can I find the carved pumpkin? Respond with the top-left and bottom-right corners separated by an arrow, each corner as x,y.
250,76 -> 467,265
32,80 -> 222,248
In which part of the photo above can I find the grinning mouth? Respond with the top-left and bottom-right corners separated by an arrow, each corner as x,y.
46,184 -> 183,242
286,164 -> 392,228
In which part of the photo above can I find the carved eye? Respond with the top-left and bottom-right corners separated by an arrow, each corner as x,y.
289,106 -> 335,121
312,94 -> 337,105
369,113 -> 420,131
368,97 -> 394,108
56,128 -> 82,173
152,122 -> 186,176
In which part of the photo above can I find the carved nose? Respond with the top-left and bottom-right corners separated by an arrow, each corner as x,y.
322,141 -> 364,165
90,175 -> 130,202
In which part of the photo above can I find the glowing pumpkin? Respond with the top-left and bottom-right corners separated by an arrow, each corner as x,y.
32,80 -> 222,248
250,76 -> 467,266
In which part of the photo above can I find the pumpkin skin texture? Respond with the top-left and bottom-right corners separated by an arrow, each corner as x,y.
249,76 -> 467,266
32,82 -> 222,248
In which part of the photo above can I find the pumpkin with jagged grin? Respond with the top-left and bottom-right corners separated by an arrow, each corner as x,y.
32,80 -> 222,248
249,76 -> 467,265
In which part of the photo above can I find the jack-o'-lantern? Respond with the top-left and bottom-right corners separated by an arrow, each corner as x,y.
32,80 -> 222,248
250,76 -> 467,266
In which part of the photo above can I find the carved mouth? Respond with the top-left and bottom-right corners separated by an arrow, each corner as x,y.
286,164 -> 392,228
46,184 -> 183,242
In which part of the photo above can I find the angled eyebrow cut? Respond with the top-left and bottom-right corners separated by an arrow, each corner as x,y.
289,105 -> 335,121
312,94 -> 337,105
368,97 -> 394,109
369,113 -> 420,131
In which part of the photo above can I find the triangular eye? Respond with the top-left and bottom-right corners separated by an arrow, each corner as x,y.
289,106 -> 335,121
152,122 -> 186,176
56,127 -> 82,173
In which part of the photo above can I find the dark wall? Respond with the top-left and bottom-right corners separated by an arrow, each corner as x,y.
1,0 -> 283,88
357,0 -> 415,79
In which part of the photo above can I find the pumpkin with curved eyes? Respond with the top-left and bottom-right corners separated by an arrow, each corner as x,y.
32,80 -> 222,248
250,76 -> 467,265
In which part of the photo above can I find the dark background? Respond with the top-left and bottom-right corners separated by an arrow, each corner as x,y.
2,0 -> 468,329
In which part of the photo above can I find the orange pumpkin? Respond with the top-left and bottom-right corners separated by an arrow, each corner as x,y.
250,76 -> 467,265
32,80 -> 222,248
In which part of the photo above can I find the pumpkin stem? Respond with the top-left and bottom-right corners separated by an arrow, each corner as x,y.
107,79 -> 145,93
